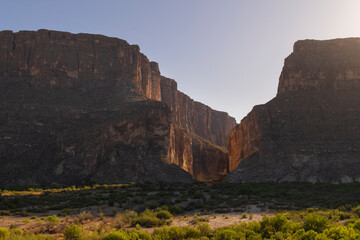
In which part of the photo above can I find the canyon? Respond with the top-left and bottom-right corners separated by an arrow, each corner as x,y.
2,30 -> 360,185
0,30 -> 236,186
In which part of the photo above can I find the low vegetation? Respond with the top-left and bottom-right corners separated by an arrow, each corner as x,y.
0,182 -> 360,239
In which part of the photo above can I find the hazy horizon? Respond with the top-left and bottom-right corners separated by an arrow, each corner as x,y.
1,0 -> 360,122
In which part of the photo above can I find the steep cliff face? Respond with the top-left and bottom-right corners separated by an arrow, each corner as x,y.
0,30 -> 161,100
278,38 -> 360,94
161,77 -> 236,146
227,38 -> 360,183
0,29 -> 235,185
0,29 -> 235,147
168,125 -> 229,182
0,96 -> 194,186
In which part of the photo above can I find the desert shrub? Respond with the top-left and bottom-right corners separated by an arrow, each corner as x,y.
293,229 -> 318,240
145,200 -> 160,209
0,210 -> 10,216
304,213 -> 329,233
11,228 -> 23,236
323,226 -> 358,240
132,214 -> 162,227
197,222 -> 212,236
122,209 -> 138,224
184,227 -> 201,238
156,210 -> 173,220
0,227 -> 10,239
243,229 -> 262,240
190,215 -> 209,224
17,210 -> 29,217
77,211 -> 94,223
45,215 -> 59,224
352,220 -> 360,231
61,208 -> 71,216
64,224 -> 83,240
153,226 -> 201,240
131,209 -> 172,227
170,205 -> 183,215
353,206 -> 360,218
212,229 -> 239,240
103,231 -> 128,240
115,210 -> 138,228
259,214 -> 289,238
127,229 -> 151,240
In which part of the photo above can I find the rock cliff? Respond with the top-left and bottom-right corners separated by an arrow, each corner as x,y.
227,38 -> 360,183
168,125 -> 229,182
0,29 -> 235,185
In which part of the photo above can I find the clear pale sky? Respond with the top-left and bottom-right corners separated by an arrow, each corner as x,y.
1,1 -> 360,122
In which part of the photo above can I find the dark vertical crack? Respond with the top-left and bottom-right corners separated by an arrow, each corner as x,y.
27,46 -> 32,65
91,36 -> 95,73
12,34 -> 16,51
76,51 -> 80,76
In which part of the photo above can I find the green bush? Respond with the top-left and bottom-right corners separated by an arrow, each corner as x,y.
323,226 -> 358,240
197,222 -> 212,236
127,229 -> 151,240
294,229 -> 318,240
64,224 -> 83,240
132,214 -> 163,227
213,229 -> 239,240
184,227 -> 201,238
132,209 -> 172,227
122,209 -> 138,224
352,220 -> 360,231
11,228 -> 23,236
0,228 -> 10,239
170,205 -> 183,215
156,210 -> 172,220
304,213 -> 329,233
354,206 -> 360,218
103,231 -> 128,240
45,215 -> 59,224
152,226 -> 201,240
77,211 -> 94,223
259,214 -> 289,238
0,227 -> 10,239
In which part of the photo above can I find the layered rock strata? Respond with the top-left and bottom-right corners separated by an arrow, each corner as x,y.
227,38 -> 360,183
0,29 -> 235,185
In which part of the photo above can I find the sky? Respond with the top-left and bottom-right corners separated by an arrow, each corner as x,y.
1,1 -> 360,122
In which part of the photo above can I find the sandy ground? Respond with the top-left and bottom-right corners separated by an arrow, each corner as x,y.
0,207 -> 270,232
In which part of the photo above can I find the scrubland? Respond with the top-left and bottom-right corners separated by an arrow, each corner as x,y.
1,183 -> 360,239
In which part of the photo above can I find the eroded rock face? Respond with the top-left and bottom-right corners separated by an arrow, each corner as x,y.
0,30 -> 235,147
0,29 -> 235,185
278,38 -> 360,94
168,125 -> 229,182
161,77 -> 236,146
227,38 -> 360,183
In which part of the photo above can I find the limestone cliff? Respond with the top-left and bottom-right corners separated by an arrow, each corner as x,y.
161,77 -> 236,146
227,38 -> 360,183
0,29 -> 235,147
168,125 -> 229,182
0,29 -> 235,185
